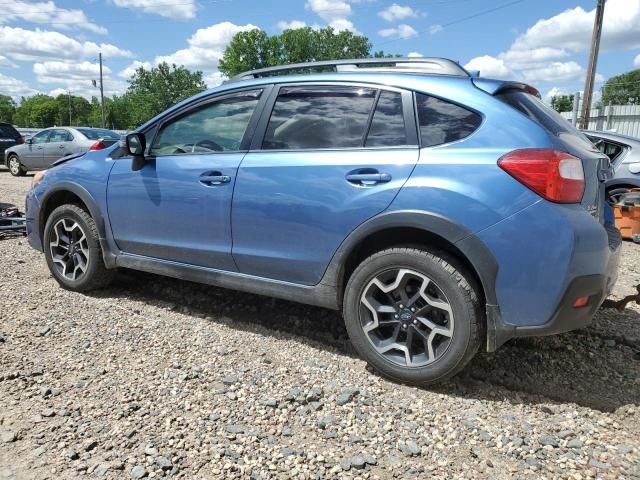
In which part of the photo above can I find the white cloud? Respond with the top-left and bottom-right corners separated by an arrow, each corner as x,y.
407,51 -> 423,57
33,60 -> 127,99
112,0 -> 196,20
155,22 -> 257,71
48,87 -> 68,97
378,24 -> 417,39
118,60 -> 152,79
635,53 -> 640,67
512,0 -> 640,53
277,20 -> 308,31
0,55 -> 17,68
520,61 -> 584,83
428,24 -> 443,35
378,4 -> 416,22
464,55 -> 513,78
0,26 -> 132,62
0,0 -> 106,34
466,0 -> 640,84
204,71 -> 224,87
0,73 -> 39,98
306,0 -> 358,32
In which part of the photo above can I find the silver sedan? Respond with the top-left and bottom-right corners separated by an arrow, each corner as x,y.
5,127 -> 120,176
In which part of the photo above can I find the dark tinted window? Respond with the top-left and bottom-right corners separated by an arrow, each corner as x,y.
0,124 -> 19,139
497,90 -> 588,141
416,93 -> 481,147
77,128 -> 120,140
365,91 -> 406,147
151,90 -> 261,155
262,86 -> 376,150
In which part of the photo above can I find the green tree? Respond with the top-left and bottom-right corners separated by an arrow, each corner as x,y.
54,94 -> 92,126
0,95 -> 16,123
13,94 -> 58,128
219,27 -> 376,77
550,94 -> 574,113
602,69 -> 640,105
124,62 -> 207,127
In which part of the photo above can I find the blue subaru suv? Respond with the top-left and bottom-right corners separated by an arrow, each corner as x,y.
25,58 -> 620,384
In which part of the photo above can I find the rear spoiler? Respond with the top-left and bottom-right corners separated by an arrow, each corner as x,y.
472,78 -> 541,99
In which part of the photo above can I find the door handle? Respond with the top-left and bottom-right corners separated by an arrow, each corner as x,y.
199,173 -> 231,186
58,145 -> 65,149
345,171 -> 392,186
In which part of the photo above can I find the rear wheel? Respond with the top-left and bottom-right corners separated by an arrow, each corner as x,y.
607,187 -> 631,205
343,247 -> 483,385
7,154 -> 25,177
43,204 -> 114,291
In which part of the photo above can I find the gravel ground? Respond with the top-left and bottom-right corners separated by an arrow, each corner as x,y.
1,168 -> 639,479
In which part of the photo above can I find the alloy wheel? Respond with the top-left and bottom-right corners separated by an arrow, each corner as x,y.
359,268 -> 454,367
49,218 -> 90,281
8,157 -> 20,175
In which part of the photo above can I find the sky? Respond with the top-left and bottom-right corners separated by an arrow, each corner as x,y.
0,0 -> 639,104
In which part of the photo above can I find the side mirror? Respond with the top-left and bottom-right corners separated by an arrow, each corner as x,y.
126,133 -> 146,171
26,138 -> 33,145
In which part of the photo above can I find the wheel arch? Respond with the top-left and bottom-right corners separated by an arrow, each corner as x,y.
605,178 -> 640,190
39,182 -> 105,243
323,210 -> 499,309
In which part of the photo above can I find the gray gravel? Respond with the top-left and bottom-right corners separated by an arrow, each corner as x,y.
1,170 -> 639,479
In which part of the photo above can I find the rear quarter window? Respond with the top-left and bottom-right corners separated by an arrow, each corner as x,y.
0,124 -> 19,139
416,93 -> 481,147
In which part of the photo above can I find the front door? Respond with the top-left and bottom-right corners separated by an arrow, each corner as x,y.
107,88 -> 265,270
231,85 -> 419,285
20,129 -> 50,169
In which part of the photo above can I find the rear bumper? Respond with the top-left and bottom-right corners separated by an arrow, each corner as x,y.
481,200 -> 622,351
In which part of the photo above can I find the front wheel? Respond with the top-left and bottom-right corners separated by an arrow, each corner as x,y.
343,247 -> 483,385
43,204 -> 114,291
7,154 -> 26,177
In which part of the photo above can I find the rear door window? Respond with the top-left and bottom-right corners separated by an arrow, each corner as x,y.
416,93 -> 482,147
365,91 -> 407,147
262,86 -> 376,150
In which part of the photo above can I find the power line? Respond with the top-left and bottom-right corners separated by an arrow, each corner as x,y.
374,0 -> 527,47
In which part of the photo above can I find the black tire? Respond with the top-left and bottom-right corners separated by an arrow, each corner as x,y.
343,247 -> 483,385
7,154 -> 26,177
43,204 -> 114,291
607,187 -> 632,205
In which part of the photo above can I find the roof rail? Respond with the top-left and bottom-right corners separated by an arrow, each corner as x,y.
228,57 -> 470,82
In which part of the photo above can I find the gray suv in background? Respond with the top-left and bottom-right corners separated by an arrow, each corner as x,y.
585,131 -> 640,203
5,127 -> 120,176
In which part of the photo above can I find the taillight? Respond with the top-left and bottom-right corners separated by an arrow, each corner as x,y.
89,139 -> 106,151
498,149 -> 584,203
18,136 -> 24,144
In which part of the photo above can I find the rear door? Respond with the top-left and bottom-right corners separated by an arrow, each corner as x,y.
42,128 -> 72,166
231,84 -> 419,285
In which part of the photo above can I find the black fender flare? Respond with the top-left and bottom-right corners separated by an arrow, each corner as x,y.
38,182 -> 108,244
605,178 -> 640,190
320,209 -> 499,306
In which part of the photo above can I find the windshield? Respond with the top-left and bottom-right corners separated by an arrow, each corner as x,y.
76,128 -> 120,140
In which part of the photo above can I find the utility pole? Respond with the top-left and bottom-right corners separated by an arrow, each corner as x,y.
67,90 -> 72,125
99,52 -> 105,128
578,0 -> 605,130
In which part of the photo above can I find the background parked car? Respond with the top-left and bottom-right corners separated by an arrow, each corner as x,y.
5,127 -> 120,176
0,122 -> 23,162
585,130 -> 640,204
